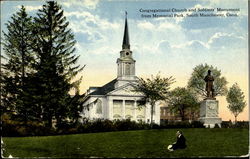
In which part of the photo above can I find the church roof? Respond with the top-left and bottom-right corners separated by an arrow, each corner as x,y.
89,79 -> 117,95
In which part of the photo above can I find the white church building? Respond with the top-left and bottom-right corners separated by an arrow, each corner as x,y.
80,15 -> 160,125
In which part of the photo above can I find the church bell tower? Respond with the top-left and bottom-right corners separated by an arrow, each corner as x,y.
116,12 -> 136,84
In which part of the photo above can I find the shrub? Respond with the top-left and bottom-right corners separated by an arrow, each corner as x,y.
114,119 -> 138,131
152,124 -> 160,129
214,123 -> 220,128
221,121 -> 248,129
159,120 -> 205,128
233,121 -> 249,129
221,121 -> 231,128
190,121 -> 205,128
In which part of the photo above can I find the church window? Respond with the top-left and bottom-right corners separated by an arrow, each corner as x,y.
125,115 -> 133,119
126,52 -> 129,56
96,99 -> 102,114
113,114 -> 121,120
125,100 -> 133,118
137,115 -> 145,122
113,100 -> 122,116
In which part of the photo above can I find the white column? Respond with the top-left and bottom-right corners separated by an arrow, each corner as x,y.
122,100 -> 125,119
146,103 -> 150,123
117,63 -> 119,77
122,63 -> 124,76
108,98 -> 113,120
134,100 -> 137,121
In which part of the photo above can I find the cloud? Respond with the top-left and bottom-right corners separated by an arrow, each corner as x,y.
65,11 -> 120,32
137,21 -> 155,30
63,10 -> 123,56
17,5 -> 41,12
172,40 -> 208,50
157,40 -> 171,53
88,46 -> 119,55
61,0 -> 100,9
158,22 -> 179,30
171,31 -> 245,51
208,32 -> 245,49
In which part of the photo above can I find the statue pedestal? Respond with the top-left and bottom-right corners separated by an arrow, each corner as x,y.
199,99 -> 222,128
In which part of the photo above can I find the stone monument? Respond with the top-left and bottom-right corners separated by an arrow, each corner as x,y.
199,70 -> 222,128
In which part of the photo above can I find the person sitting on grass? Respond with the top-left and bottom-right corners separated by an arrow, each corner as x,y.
167,130 -> 186,151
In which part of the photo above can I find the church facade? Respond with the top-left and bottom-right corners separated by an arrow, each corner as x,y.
80,15 -> 160,124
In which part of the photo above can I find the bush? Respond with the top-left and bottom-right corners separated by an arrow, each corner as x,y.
159,120 -> 205,128
152,124 -> 160,129
2,113 -> 56,137
89,119 -> 116,133
214,123 -> 220,128
2,120 -> 56,137
6,115 -> 231,137
221,121 -> 232,128
73,119 -> 150,134
114,119 -> 139,131
221,121 -> 248,129
233,121 -> 249,129
190,121 -> 205,128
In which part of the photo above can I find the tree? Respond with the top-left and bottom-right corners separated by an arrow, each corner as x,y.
226,83 -> 246,123
1,6 -> 34,122
66,87 -> 85,125
167,87 -> 199,121
31,1 -> 84,128
188,64 -> 228,99
135,74 -> 175,126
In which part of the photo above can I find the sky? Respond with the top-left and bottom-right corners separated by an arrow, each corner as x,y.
1,0 -> 249,121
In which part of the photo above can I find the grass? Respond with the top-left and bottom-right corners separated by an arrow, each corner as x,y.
2,128 -> 249,158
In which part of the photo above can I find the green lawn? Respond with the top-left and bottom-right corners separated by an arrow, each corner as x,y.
2,128 -> 249,158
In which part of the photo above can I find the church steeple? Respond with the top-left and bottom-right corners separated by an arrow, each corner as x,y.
122,11 -> 130,49
116,12 -> 136,84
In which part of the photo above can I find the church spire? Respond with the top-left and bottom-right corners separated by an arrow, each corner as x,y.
116,11 -> 136,84
122,11 -> 130,49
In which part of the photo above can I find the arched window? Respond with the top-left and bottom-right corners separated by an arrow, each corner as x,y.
113,114 -> 121,120
96,99 -> 102,114
125,115 -> 133,120
137,115 -> 145,122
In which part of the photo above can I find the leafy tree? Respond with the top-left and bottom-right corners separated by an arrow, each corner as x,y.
1,6 -> 34,122
135,74 -> 175,126
226,83 -> 246,123
31,1 -> 84,128
188,64 -> 228,99
167,87 -> 199,121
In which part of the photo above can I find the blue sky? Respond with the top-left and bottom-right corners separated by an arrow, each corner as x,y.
1,0 -> 248,120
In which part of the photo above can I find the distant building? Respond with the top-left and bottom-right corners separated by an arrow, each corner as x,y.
80,14 -> 160,125
160,106 -> 181,121
160,104 -> 199,124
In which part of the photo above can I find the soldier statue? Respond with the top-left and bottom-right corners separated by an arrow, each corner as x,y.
204,70 -> 215,99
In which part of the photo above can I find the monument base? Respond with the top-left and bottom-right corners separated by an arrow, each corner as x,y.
199,99 -> 222,128
199,117 -> 222,128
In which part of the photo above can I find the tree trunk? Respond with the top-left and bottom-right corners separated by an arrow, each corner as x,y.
150,102 -> 154,128
179,106 -> 185,121
234,115 -> 237,124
